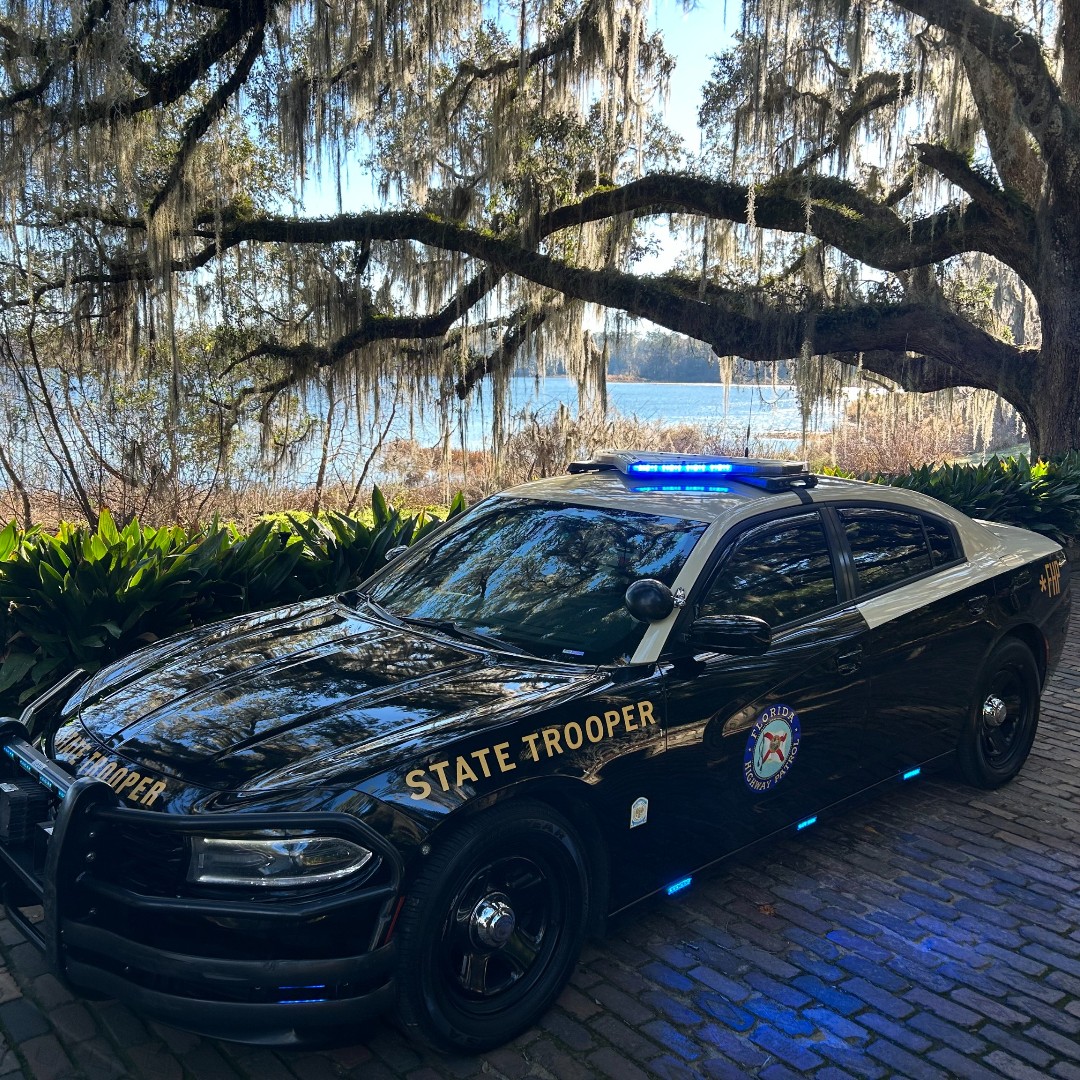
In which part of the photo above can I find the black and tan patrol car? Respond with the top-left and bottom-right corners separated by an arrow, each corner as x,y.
0,453 -> 1069,1051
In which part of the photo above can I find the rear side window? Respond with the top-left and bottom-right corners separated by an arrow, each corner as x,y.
838,508 -> 936,594
700,513 -> 838,627
925,517 -> 960,566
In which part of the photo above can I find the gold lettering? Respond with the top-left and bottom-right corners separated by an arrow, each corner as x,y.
141,780 -> 167,806
563,722 -> 583,750
522,732 -> 542,762
622,704 -> 637,731
115,771 -> 141,795
406,769 -> 432,800
455,756 -> 479,786
107,768 -> 129,790
604,710 -> 621,739
128,776 -> 152,802
541,727 -> 563,758
470,747 -> 493,778
97,762 -> 117,783
493,742 -> 516,773
428,760 -> 452,792
585,716 -> 604,743
639,700 -> 656,726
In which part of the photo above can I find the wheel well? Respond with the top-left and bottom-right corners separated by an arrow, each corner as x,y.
430,782 -> 611,936
1001,624 -> 1048,686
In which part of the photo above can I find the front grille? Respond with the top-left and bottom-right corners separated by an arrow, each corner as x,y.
93,819 -> 187,894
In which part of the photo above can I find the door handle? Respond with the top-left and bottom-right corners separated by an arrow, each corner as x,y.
836,646 -> 862,674
967,594 -> 989,616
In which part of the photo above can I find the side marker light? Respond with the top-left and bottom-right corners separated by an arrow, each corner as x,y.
796,816 -> 817,831
901,767 -> 921,781
666,876 -> 693,896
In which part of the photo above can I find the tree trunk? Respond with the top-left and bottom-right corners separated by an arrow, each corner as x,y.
1025,229 -> 1080,458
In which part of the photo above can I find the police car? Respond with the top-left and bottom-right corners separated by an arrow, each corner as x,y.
0,453 -> 1069,1052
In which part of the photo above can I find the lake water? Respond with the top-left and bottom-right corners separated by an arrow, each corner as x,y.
287,376 -> 843,485
404,376 -> 836,449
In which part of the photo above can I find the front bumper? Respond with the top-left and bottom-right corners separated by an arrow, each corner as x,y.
0,721 -> 401,1045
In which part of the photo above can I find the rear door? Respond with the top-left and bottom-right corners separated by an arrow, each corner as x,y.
835,505 -> 996,773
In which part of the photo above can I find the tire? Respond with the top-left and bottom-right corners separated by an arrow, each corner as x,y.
394,800 -> 590,1053
957,639 -> 1040,789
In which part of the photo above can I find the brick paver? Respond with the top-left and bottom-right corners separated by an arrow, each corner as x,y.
3,613 -> 1080,1078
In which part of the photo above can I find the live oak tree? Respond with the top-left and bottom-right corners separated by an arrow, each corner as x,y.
1,0 -> 1078,459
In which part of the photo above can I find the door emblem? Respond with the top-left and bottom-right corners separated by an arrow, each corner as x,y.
743,705 -> 801,792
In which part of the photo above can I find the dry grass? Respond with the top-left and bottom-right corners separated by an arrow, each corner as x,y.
0,394 -> 1023,528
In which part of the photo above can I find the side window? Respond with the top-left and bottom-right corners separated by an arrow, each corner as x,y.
925,517 -> 960,566
838,508 -> 933,594
700,513 -> 838,627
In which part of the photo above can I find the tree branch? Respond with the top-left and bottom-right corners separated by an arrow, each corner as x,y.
894,0 -> 1077,184
148,15 -> 267,216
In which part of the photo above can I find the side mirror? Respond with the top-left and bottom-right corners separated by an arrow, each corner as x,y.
384,545 -> 410,563
625,579 -> 675,623
686,614 -> 771,655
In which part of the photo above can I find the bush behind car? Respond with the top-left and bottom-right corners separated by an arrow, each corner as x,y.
0,488 -> 465,710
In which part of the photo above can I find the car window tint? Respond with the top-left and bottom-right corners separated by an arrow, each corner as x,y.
700,513 -> 838,626
838,508 -> 933,592
925,517 -> 960,565
367,498 -> 707,663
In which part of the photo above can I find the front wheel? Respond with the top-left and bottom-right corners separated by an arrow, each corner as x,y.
957,639 -> 1040,789
394,801 -> 590,1053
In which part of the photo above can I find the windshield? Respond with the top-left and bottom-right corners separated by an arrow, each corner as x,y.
363,497 -> 706,663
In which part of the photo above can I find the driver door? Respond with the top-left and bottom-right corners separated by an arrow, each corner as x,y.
657,509 -> 874,868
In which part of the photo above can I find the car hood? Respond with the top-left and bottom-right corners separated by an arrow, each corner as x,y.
57,597 -> 593,795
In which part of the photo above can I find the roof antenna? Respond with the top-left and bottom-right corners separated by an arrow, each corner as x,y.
744,387 -> 753,457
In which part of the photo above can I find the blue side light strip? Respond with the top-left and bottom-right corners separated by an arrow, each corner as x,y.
277,984 -> 329,1004
796,816 -> 817,831
666,876 -> 693,896
901,767 -> 921,781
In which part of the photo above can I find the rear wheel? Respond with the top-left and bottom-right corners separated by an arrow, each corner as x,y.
957,639 -> 1040,788
394,801 -> 589,1052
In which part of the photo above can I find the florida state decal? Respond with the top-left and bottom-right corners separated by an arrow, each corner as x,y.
743,704 -> 801,792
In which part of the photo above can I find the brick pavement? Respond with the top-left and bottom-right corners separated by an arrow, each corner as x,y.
1,616 -> 1080,1078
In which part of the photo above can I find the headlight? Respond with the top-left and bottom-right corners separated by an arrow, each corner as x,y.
187,835 -> 373,887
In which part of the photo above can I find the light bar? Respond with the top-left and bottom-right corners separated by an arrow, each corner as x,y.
628,460 -> 734,475
4,742 -> 69,798
901,767 -> 921,781
584,451 -> 809,480
666,876 -> 693,896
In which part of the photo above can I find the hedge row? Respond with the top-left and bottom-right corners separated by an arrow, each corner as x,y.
842,453 -> 1080,547
0,454 -> 1077,717
0,489 -> 465,713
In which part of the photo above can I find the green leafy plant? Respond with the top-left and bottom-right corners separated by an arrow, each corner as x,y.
876,454 -> 1080,546
0,489 -> 466,711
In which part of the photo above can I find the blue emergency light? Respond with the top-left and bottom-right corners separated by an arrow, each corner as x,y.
567,452 -> 814,491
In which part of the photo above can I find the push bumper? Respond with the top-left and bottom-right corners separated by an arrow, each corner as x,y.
0,722 -> 401,1045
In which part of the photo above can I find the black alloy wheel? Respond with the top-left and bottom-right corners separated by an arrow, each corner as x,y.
958,638 -> 1040,788
394,800 -> 590,1052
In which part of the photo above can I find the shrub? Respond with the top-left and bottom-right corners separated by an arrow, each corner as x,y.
0,490 -> 465,711
875,454 -> 1080,546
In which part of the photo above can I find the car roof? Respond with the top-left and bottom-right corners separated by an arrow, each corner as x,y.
501,457 -> 1013,565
